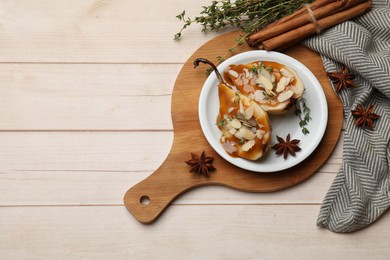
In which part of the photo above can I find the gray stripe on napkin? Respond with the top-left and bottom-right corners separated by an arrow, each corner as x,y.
302,0 -> 390,232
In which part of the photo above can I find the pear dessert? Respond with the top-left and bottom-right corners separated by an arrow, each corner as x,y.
224,61 -> 304,114
194,58 -> 272,160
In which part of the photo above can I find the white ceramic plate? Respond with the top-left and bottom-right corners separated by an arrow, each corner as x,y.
198,50 -> 328,172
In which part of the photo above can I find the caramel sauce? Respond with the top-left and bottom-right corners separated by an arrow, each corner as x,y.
217,84 -> 270,159
263,61 -> 284,70
216,60 -> 303,159
224,61 -> 294,108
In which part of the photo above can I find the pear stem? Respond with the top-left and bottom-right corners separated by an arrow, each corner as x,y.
193,58 -> 226,84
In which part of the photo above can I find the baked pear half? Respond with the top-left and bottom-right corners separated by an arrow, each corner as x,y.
194,58 -> 271,161
224,61 -> 305,115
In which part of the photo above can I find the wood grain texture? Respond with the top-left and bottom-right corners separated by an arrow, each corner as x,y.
0,169 -> 334,206
0,64 -> 178,130
0,132 -> 172,171
0,0 -> 221,63
0,131 -> 341,206
1,205 -> 390,259
124,31 -> 344,224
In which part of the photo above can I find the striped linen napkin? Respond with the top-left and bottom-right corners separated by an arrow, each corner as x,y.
302,0 -> 390,232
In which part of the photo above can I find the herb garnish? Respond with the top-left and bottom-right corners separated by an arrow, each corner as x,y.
238,138 -> 247,145
216,118 -> 227,126
234,92 -> 241,105
294,90 -> 311,135
175,0 -> 313,65
250,62 -> 265,74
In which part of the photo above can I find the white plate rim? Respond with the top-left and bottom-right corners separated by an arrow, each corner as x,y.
198,50 -> 328,172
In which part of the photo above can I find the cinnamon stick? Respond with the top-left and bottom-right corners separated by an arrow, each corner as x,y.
249,0 -> 366,46
268,0 -> 336,27
261,0 -> 371,51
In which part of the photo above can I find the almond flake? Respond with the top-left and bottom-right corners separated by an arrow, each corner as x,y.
229,128 -> 237,135
276,77 -> 289,93
227,107 -> 235,113
244,106 -> 254,119
228,70 -> 239,78
222,141 -> 237,154
242,140 -> 256,152
280,68 -> 294,78
256,130 -> 263,139
243,68 -> 253,78
231,119 -> 242,129
271,73 -> 276,83
239,100 -> 244,113
253,90 -> 265,102
258,75 -> 273,90
237,127 -> 256,140
277,90 -> 294,102
249,118 -> 258,126
260,69 -> 272,81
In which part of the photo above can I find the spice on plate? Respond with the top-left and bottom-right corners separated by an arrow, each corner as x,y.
272,133 -> 302,159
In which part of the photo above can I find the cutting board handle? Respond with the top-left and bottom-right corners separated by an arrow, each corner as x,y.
123,154 -> 207,224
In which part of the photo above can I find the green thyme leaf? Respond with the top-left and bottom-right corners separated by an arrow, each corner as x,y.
216,118 -> 227,126
239,138 -> 247,145
295,89 -> 311,135
174,0 -> 314,70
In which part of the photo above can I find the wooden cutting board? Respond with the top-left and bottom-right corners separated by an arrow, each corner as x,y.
124,31 -> 343,224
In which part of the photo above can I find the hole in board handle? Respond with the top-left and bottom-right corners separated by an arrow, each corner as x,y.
140,195 -> 150,205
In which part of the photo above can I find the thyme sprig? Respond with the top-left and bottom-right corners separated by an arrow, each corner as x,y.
175,0 -> 313,63
294,91 -> 311,135
216,118 -> 227,126
174,0 -> 312,40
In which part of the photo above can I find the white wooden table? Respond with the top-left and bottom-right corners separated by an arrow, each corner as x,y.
1,1 -> 389,259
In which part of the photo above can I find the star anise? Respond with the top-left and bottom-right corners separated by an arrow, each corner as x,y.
271,134 -> 301,159
351,104 -> 380,129
327,66 -> 356,92
185,151 -> 216,176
